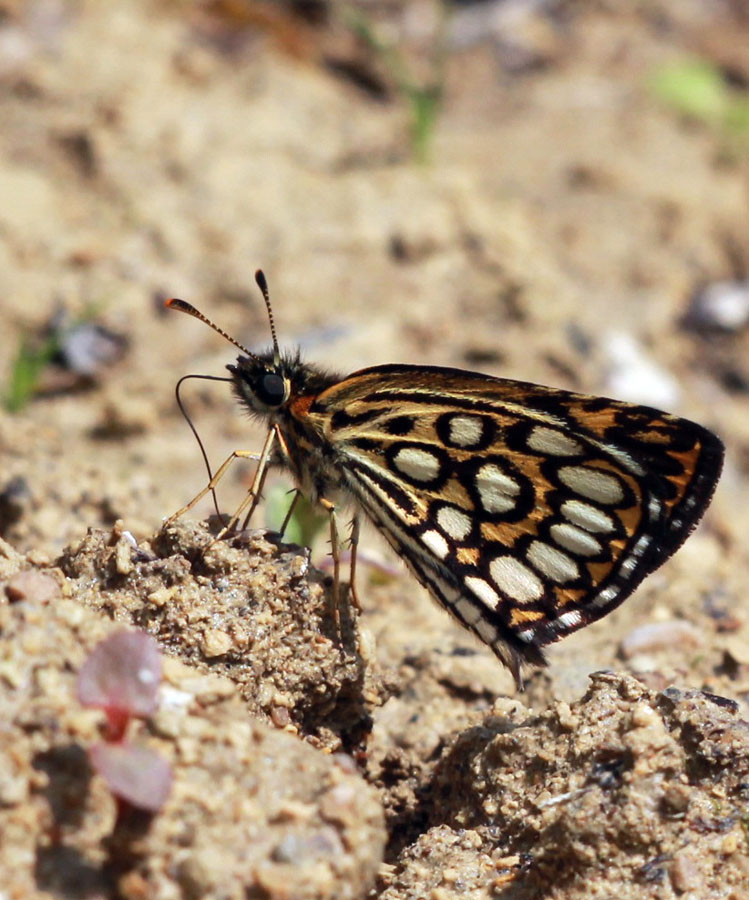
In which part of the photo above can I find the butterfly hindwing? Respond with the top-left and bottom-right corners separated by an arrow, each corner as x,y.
308,364 -> 723,669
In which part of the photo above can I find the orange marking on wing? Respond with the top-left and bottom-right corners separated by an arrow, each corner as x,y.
632,429 -> 672,444
617,504 -> 643,534
510,608 -> 545,626
457,546 -> 480,566
480,521 -> 534,546
664,447 -> 701,501
578,407 -> 621,435
441,478 -> 473,510
554,588 -> 587,607
587,560 -> 616,583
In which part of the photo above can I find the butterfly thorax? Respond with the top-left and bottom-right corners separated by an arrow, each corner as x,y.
228,351 -> 348,502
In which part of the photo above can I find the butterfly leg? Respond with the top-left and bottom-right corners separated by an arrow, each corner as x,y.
348,514 -> 362,611
164,448 -> 262,528
319,497 -> 343,635
278,489 -> 302,537
216,427 -> 277,539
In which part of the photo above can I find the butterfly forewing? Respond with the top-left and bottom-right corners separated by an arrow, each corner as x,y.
302,364 -> 723,677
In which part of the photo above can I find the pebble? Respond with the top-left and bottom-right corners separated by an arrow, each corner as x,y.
669,851 -> 701,893
631,702 -> 659,728
603,331 -> 680,408
146,586 -> 173,607
720,831 -> 739,855
724,634 -> 749,665
5,570 -> 60,604
319,782 -> 358,827
620,620 -> 703,659
202,628 -> 232,658
271,706 -> 291,728
686,279 -> 749,332
114,537 -> 133,575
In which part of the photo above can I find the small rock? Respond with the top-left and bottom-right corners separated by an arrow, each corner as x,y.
5,570 -> 61,604
178,673 -> 236,702
57,316 -> 128,376
319,781 -> 359,827
146,586 -> 173,607
271,706 -> 291,728
631,702 -> 659,728
603,331 -> 680,408
0,771 -> 28,806
620,620 -> 703,659
724,633 -> 749,665
177,849 -> 222,896
685,279 -> 749,332
202,629 -> 232,658
114,538 -> 133,575
117,870 -> 152,900
721,831 -> 740,855
669,850 -> 702,893
662,782 -> 691,814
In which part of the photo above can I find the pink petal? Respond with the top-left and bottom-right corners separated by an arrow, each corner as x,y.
77,630 -> 162,717
90,741 -> 172,812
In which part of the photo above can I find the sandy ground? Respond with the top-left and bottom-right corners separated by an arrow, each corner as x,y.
0,1 -> 748,897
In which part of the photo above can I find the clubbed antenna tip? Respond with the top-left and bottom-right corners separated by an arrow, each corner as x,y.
254,269 -> 280,365
164,296 -> 255,359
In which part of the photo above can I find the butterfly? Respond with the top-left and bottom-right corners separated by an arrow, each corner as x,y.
165,271 -> 724,688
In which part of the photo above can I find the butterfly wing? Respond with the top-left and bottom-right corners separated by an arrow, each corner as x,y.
302,364 -> 723,682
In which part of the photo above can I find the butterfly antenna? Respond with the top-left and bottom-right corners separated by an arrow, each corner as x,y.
254,269 -> 280,367
165,298 -> 258,360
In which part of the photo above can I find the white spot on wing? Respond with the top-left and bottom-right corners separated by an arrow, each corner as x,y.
476,464 -> 520,514
489,555 -> 544,603
560,499 -> 616,533
527,426 -> 583,456
527,541 -> 579,583
448,415 -> 484,447
550,523 -> 602,557
629,534 -> 651,559
602,585 -> 618,599
556,609 -> 583,630
422,529 -> 449,559
465,576 -> 502,610
436,506 -> 472,541
599,442 -> 645,476
393,446 -> 441,483
558,466 -> 624,505
591,584 -> 619,608
648,495 -> 663,520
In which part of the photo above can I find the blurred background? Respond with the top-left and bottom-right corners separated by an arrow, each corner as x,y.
2,6 -> 748,892
0,0 -> 746,576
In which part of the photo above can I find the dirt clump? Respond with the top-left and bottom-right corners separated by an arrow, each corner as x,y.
0,555 -> 386,899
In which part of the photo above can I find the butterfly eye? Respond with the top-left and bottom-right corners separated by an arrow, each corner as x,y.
256,372 -> 286,406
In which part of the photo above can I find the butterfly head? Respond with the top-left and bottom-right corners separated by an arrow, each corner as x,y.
166,268 -> 289,415
227,354 -> 290,414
